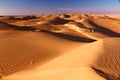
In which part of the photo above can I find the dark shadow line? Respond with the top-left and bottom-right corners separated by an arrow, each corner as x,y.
88,21 -> 120,37
41,30 -> 95,42
92,67 -> 119,80
0,21 -> 36,31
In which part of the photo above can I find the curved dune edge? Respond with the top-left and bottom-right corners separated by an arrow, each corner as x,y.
0,31 -> 83,79
2,38 -> 120,80
64,24 -> 100,40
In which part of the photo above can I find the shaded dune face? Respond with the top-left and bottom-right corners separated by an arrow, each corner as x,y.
42,16 -> 73,25
88,19 -> 120,37
0,22 -> 36,31
89,17 -> 120,34
92,38 -> 120,80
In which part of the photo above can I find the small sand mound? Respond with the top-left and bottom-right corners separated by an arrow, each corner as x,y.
46,16 -> 73,25
59,14 -> 71,18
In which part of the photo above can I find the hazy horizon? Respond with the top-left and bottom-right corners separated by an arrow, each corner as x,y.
0,0 -> 120,15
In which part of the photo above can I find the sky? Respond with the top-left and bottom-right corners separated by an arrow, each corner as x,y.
0,0 -> 120,15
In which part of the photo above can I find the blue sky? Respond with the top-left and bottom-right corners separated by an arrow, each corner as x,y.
0,0 -> 120,15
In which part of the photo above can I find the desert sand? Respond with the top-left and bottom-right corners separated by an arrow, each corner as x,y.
0,14 -> 120,80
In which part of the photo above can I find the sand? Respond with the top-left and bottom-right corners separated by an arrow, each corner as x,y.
0,14 -> 120,80
0,30 -> 82,77
2,38 -> 120,80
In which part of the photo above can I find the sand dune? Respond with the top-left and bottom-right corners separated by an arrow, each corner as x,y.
0,30 -> 82,79
0,14 -> 120,80
1,14 -> 119,40
105,14 -> 120,19
64,21 -> 108,40
2,38 -> 120,80
89,16 -> 120,34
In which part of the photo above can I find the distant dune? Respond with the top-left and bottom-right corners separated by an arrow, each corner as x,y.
0,14 -> 120,80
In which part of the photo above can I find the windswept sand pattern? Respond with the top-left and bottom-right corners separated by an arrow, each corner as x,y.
0,38 -> 38,76
0,14 -> 120,80
92,38 -> 120,80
